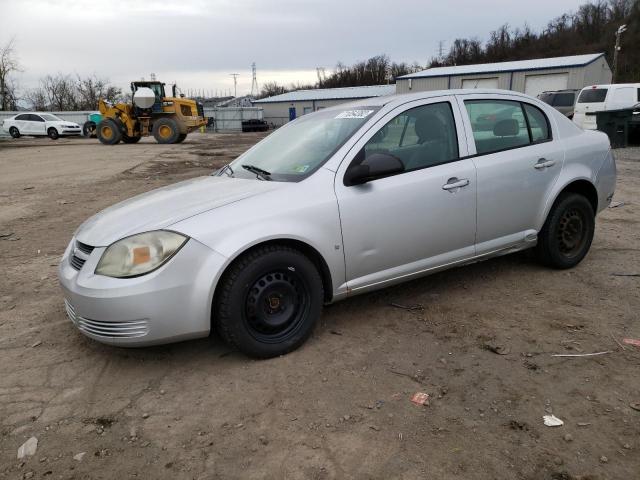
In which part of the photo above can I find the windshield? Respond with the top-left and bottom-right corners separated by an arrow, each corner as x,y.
578,88 -> 608,103
40,114 -> 62,121
222,107 -> 380,182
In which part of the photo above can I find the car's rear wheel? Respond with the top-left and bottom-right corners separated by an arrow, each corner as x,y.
215,245 -> 323,358
9,127 -> 20,138
47,127 -> 59,140
536,192 -> 595,269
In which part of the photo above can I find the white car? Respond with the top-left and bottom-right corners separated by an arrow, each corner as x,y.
2,113 -> 82,139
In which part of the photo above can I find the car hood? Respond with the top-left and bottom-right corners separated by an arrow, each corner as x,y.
75,176 -> 283,246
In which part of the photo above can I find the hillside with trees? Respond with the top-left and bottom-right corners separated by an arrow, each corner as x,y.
258,0 -> 638,97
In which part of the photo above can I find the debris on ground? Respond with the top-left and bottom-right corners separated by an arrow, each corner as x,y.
31,341 -> 42,348
390,302 -> 424,311
609,201 -> 625,208
551,351 -> 612,357
483,343 -> 511,355
630,402 -> 640,412
17,437 -> 38,459
410,392 -> 430,406
611,272 -> 640,277
622,338 -> 640,347
543,415 -> 564,427
73,452 -> 86,462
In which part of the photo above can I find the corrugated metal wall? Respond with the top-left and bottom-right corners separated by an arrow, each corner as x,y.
260,98 -> 369,127
395,60 -> 612,95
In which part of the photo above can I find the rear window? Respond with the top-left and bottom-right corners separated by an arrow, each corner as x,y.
539,93 -> 554,105
578,88 -> 608,103
553,93 -> 575,107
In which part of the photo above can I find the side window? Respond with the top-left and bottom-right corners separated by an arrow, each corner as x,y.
553,93 -> 575,107
465,100 -> 530,155
15,114 -> 29,121
29,114 -> 45,122
523,104 -> 551,143
361,102 -> 459,172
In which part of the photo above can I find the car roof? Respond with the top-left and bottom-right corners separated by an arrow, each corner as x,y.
324,88 -> 538,110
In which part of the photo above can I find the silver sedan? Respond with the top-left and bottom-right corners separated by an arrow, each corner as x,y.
59,89 -> 616,357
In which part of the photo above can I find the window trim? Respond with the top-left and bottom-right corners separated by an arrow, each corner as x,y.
344,100 -> 463,185
462,98 -> 553,158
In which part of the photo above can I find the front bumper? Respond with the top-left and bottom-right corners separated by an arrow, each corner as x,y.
61,127 -> 82,135
58,237 -> 227,346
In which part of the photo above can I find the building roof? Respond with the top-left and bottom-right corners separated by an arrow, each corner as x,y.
397,53 -> 606,80
252,84 -> 396,103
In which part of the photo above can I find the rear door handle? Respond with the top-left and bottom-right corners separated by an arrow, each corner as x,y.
534,158 -> 555,169
442,178 -> 470,191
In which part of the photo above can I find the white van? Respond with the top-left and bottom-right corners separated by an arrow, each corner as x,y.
573,83 -> 640,129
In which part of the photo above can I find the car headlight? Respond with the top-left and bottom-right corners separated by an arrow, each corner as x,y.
95,231 -> 188,278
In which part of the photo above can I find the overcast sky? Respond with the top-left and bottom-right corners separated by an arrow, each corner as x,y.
2,0 -> 587,96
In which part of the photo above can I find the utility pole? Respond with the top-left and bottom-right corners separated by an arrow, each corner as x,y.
437,40 -> 446,61
250,63 -> 259,98
612,24 -> 627,83
229,73 -> 239,98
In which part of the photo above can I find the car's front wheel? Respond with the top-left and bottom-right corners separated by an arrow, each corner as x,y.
536,192 -> 595,269
215,245 -> 324,358
9,127 -> 20,138
47,127 -> 59,140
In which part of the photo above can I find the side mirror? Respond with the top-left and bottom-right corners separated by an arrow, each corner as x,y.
344,152 -> 404,186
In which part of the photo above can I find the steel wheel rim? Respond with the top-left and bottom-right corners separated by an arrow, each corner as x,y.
557,207 -> 587,257
243,270 -> 310,344
101,126 -> 113,139
159,125 -> 172,138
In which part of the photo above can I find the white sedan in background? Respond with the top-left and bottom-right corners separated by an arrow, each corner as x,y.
2,112 -> 82,139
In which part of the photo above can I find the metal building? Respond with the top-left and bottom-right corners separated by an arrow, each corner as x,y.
252,85 -> 396,126
395,53 -> 612,98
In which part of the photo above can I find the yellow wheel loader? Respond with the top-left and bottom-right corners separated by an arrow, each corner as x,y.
96,81 -> 207,145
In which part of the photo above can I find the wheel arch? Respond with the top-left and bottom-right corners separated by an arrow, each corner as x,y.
211,238 -> 335,322
555,179 -> 598,213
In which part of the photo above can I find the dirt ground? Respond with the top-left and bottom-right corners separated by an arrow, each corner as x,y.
0,133 -> 638,480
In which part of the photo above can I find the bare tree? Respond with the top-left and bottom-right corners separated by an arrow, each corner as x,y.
75,75 -> 121,110
0,37 -> 22,110
24,87 -> 48,110
41,74 -> 78,111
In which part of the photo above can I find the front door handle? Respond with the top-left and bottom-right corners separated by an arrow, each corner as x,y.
534,158 -> 556,169
442,177 -> 470,191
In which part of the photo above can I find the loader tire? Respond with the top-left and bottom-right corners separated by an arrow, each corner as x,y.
97,119 -> 122,145
175,133 -> 187,143
152,118 -> 180,144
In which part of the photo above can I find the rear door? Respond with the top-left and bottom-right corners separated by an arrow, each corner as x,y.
458,95 -> 563,254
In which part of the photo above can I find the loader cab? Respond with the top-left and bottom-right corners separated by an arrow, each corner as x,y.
131,81 -> 165,113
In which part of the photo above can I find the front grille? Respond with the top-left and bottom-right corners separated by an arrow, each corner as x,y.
64,300 -> 149,338
70,255 -> 86,270
76,241 -> 94,255
70,240 -> 95,271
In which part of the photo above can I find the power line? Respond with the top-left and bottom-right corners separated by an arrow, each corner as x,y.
229,73 -> 239,98
250,63 -> 259,97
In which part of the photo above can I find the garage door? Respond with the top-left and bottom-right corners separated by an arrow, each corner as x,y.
524,73 -> 569,98
461,77 -> 499,89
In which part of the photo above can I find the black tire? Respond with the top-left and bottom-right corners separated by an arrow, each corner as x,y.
215,245 -> 324,358
536,192 -> 595,269
9,127 -> 20,138
122,134 -> 142,144
97,119 -> 122,145
82,121 -> 96,138
47,127 -> 59,140
175,133 -> 187,143
152,118 -> 180,144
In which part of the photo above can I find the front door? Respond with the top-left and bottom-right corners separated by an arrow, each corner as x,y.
334,97 -> 477,293
28,114 -> 47,135
288,107 -> 296,121
459,96 -> 564,253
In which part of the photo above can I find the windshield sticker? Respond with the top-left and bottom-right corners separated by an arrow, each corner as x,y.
293,165 -> 310,173
335,109 -> 374,119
